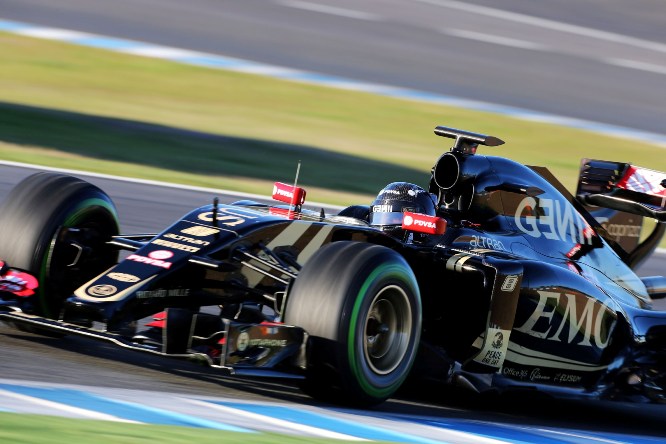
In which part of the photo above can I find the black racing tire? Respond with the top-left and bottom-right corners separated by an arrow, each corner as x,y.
283,241 -> 421,406
0,172 -> 119,319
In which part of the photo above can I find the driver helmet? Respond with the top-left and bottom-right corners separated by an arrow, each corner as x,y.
370,182 -> 437,237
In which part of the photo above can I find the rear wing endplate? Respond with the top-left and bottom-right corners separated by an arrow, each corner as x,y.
577,159 -> 666,222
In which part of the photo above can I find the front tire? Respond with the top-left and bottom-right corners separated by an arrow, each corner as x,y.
0,172 -> 119,318
284,241 -> 421,406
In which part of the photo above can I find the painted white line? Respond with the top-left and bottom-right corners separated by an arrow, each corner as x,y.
278,0 -> 380,21
122,46 -> 208,59
0,159 -> 344,210
605,58 -> 666,76
14,28 -> 94,40
444,28 -> 545,50
417,0 -> 666,54
0,388 -> 140,423
183,398 -> 368,441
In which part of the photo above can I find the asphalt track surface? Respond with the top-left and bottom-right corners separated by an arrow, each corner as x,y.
1,0 -> 665,136
1,164 -> 665,441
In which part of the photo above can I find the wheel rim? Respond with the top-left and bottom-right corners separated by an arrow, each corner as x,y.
363,284 -> 412,375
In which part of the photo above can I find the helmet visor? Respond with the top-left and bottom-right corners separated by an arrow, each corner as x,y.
369,211 -> 406,226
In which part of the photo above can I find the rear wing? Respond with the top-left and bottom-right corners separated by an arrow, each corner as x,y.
576,159 -> 666,268
577,159 -> 666,221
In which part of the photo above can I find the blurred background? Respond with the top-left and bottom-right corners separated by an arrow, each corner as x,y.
1,0 -> 665,205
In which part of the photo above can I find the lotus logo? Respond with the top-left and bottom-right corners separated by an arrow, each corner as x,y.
88,284 -> 118,297
107,273 -> 140,283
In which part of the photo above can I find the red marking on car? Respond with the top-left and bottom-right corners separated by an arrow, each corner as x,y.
402,212 -> 447,235
269,207 -> 302,220
145,311 -> 167,328
272,182 -> 306,205
127,254 -> 172,269
617,166 -> 666,197
0,269 -> 39,297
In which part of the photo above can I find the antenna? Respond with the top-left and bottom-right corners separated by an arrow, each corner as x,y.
289,161 -> 302,217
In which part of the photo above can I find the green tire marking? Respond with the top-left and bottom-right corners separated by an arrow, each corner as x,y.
37,197 -> 118,318
346,260 -> 418,399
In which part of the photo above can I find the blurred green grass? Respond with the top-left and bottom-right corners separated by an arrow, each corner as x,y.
1,32 -> 665,206
0,412 -> 387,444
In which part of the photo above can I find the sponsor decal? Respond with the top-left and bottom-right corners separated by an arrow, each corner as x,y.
503,367 -> 529,379
602,223 -> 641,239
372,204 -> 393,213
379,188 -> 402,196
514,290 -> 612,347
529,368 -> 550,382
470,235 -> 506,251
249,338 -> 287,348
181,226 -> 220,237
198,207 -> 258,226
0,271 -> 38,296
491,331 -> 504,349
503,367 -> 581,384
474,327 -> 511,368
136,289 -> 190,299
618,165 -> 666,196
501,275 -> 520,292
401,212 -> 446,235
164,233 -> 210,246
148,250 -> 174,260
236,331 -> 250,352
554,373 -> 583,384
515,197 -> 595,245
272,182 -> 306,205
87,284 -> 117,297
152,238 -> 200,253
107,272 -> 140,283
127,254 -> 172,269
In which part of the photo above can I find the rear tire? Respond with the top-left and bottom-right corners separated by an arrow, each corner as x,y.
284,241 -> 421,406
0,172 -> 119,319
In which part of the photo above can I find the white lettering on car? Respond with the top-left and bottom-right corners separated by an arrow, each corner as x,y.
470,235 -> 506,251
198,208 -> 258,226
515,290 -> 612,348
515,197 -> 594,244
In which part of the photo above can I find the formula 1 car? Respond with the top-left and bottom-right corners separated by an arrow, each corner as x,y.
1,125 -> 665,406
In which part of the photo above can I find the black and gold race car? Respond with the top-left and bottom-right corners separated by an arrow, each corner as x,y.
1,126 -> 665,405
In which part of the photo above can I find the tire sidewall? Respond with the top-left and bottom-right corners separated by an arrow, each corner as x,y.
37,195 -> 118,317
285,241 -> 422,405
342,255 -> 421,402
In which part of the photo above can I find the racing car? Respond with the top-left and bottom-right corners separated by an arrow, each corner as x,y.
1,125 -> 665,406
